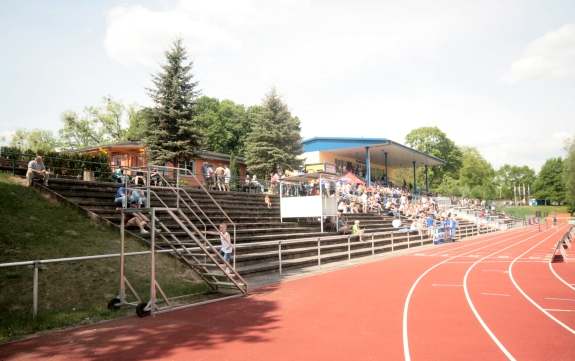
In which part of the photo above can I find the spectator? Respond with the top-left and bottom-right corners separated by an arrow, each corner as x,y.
337,211 -> 349,234
26,155 -> 49,186
224,165 -> 231,191
264,194 -> 272,208
150,167 -> 161,186
114,186 -> 129,208
130,189 -> 145,208
126,211 -> 150,235
215,165 -> 225,191
206,224 -> 233,273
352,220 -> 364,241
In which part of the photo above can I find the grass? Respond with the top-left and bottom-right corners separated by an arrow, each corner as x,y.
497,205 -> 570,219
0,173 -> 211,342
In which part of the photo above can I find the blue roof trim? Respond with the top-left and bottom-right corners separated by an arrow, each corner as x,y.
302,137 -> 389,152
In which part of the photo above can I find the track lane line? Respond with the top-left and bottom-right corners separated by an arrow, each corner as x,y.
462,227 -> 558,361
508,225 -> 575,334
548,260 -> 575,292
402,227 -> 537,361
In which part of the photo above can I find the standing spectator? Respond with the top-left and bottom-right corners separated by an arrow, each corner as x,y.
270,171 -> 280,194
215,165 -> 225,191
264,194 -> 272,208
224,165 -> 231,191
206,224 -> 233,273
150,167 -> 161,186
26,155 -> 49,186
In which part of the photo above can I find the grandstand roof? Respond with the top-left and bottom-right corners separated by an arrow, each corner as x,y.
302,137 -> 445,167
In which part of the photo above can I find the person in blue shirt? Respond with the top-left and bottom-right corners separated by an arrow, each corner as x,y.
114,186 -> 128,207
449,216 -> 458,241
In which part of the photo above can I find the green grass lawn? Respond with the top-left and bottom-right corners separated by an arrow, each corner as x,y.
0,173 -> 211,342
497,205 -> 570,219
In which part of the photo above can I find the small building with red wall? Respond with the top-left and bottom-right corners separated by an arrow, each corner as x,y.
75,142 -> 247,186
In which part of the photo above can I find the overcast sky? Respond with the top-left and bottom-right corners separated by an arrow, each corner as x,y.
1,0 -> 574,171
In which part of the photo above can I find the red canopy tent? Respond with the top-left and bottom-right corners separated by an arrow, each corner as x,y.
342,172 -> 365,185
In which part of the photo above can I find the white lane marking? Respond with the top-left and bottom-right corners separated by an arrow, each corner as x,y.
545,297 -> 575,302
432,283 -> 463,287
545,309 -> 575,312
403,228 -> 537,361
463,229 -> 554,361
548,262 -> 575,292
508,226 -> 575,335
481,292 -> 511,297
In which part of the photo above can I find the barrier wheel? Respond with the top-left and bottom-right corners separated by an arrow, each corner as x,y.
107,297 -> 122,310
136,302 -> 151,318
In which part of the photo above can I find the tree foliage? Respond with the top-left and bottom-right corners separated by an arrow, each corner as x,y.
145,39 -> 202,166
533,157 -> 565,203
494,164 -> 536,199
59,97 -> 146,149
405,126 -> 462,189
196,96 -> 252,156
10,129 -> 59,153
457,147 -> 496,199
245,89 -> 303,178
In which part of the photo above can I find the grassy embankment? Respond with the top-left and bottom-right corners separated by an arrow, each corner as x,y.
497,205 -> 570,219
0,173 -> 210,342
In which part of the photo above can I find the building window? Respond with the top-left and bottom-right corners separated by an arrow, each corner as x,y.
179,160 -> 195,176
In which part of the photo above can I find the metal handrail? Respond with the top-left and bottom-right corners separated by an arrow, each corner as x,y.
155,165 -> 238,269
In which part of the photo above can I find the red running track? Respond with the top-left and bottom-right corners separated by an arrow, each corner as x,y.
1,226 -> 574,361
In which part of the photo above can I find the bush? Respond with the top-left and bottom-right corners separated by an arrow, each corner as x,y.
0,147 -> 111,180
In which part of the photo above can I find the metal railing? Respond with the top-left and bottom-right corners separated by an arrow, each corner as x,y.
0,246 -> 202,319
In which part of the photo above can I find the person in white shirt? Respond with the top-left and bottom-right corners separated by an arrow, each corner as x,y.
206,223 -> 234,273
26,156 -> 49,186
223,165 -> 231,191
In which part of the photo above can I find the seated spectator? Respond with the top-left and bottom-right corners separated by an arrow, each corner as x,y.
352,220 -> 364,241
112,168 -> 128,184
132,171 -> 145,186
126,211 -> 150,235
251,175 -> 264,193
130,189 -> 145,208
337,211 -> 349,234
150,167 -> 161,186
26,155 -> 49,186
114,186 -> 129,208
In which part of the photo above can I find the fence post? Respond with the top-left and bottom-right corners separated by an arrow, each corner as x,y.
348,236 -> 351,261
407,231 -> 410,248
278,241 -> 282,275
420,231 -> 423,246
317,238 -> 321,266
32,261 -> 39,319
371,234 -> 375,255
391,232 -> 395,252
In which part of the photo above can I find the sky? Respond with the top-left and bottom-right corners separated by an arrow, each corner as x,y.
1,0 -> 574,171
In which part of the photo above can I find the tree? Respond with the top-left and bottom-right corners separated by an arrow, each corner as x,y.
564,139 -> 575,212
458,147 -> 496,199
59,97 -> 131,149
405,127 -> 462,189
145,39 -> 202,166
196,96 -> 252,156
494,164 -> 536,199
9,129 -> 59,153
245,89 -> 303,178
125,106 -> 151,141
533,157 -> 565,204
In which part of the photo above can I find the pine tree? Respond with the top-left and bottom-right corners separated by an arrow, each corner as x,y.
145,39 -> 202,167
245,89 -> 303,178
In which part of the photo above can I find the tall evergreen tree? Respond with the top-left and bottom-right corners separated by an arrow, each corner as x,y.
145,39 -> 202,167
245,89 -> 303,178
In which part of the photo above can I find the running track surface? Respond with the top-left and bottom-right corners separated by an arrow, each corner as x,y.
1,225 -> 574,361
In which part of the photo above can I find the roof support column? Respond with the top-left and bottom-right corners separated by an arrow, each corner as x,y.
384,152 -> 388,187
365,146 -> 371,187
425,165 -> 429,194
412,160 -> 417,196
